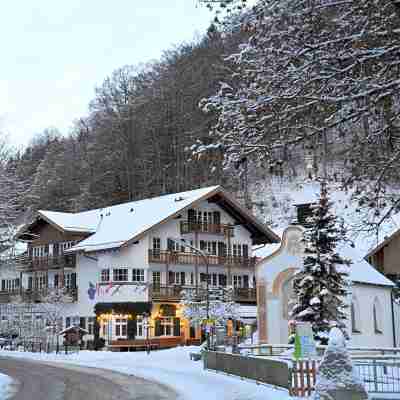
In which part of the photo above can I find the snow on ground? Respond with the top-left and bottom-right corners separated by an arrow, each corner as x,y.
0,347 -> 291,400
0,372 -> 15,400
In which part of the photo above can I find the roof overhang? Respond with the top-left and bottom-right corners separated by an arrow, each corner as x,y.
365,228 -> 400,260
119,186 -> 279,250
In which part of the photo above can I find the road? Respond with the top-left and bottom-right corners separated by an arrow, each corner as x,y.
0,357 -> 177,400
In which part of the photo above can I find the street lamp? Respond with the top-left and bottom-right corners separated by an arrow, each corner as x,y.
143,312 -> 151,355
169,238 -> 210,349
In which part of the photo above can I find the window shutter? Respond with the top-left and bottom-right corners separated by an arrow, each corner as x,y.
200,273 -> 205,283
15,278 -> 20,288
190,326 -> 196,339
243,275 -> 249,288
66,317 -> 71,328
29,247 -> 33,257
243,244 -> 249,258
28,277 -> 33,290
155,319 -> 162,337
173,318 -> 181,337
71,273 -> 77,289
53,243 -> 59,256
213,211 -> 221,225
218,274 -> 227,287
54,274 -> 59,288
180,272 -> 185,286
200,241 -> 206,251
168,271 -> 174,285
1,280 -> 5,291
128,318 -> 136,339
188,209 -> 196,223
218,242 -> 227,257
80,317 -> 86,330
167,238 -> 174,251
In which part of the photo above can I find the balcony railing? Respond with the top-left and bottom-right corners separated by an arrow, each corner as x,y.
148,250 -> 256,268
22,287 -> 78,303
13,254 -> 76,271
0,287 -> 77,304
149,285 -> 256,303
180,221 -> 234,237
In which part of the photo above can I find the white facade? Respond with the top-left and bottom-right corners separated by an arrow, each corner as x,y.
1,186 -> 274,344
256,225 -> 395,347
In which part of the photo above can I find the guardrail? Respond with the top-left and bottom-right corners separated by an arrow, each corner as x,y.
149,285 -> 256,302
239,344 -> 400,358
203,350 -> 291,391
14,254 -> 76,271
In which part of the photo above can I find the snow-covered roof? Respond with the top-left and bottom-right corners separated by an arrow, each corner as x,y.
257,226 -> 394,287
39,210 -> 99,233
365,212 -> 400,258
21,186 -> 279,253
339,244 -> 394,287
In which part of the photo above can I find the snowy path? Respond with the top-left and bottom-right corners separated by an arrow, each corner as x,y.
0,371 -> 14,400
0,347 -> 291,400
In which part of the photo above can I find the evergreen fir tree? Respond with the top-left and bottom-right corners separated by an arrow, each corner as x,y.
291,181 -> 351,345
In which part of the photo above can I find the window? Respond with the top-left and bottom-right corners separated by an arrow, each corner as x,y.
211,273 -> 218,287
87,317 -> 95,335
232,275 -> 243,288
113,268 -> 128,282
152,271 -> 161,287
373,298 -> 383,334
169,271 -> 185,285
32,245 -> 48,258
115,318 -> 128,338
132,269 -> 145,282
159,317 -> 173,336
351,297 -> 361,333
101,269 -> 110,282
60,241 -> 76,253
200,241 -> 218,255
136,316 -> 144,338
152,238 -> 161,257
167,238 -> 182,252
190,272 -> 194,286
35,274 -> 47,289
65,317 -> 71,328
219,274 -> 227,287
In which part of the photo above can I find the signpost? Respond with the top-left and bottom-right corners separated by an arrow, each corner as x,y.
294,322 -> 317,359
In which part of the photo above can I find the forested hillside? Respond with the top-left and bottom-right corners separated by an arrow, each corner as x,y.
3,0 -> 400,238
3,24 -> 244,220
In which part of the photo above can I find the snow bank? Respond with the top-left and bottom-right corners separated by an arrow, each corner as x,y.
0,347 -> 291,400
0,373 -> 15,400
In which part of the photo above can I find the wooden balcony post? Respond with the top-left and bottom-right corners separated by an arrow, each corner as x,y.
194,231 -> 199,293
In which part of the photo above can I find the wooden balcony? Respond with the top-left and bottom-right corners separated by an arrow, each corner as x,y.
149,285 -> 256,303
233,288 -> 257,303
180,221 -> 234,237
14,254 -> 76,272
21,287 -> 78,303
148,250 -> 256,268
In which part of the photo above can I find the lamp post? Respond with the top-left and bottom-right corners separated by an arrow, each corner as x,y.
169,238 -> 210,349
143,312 -> 151,355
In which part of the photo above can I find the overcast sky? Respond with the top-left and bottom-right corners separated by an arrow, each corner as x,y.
0,1 -> 213,148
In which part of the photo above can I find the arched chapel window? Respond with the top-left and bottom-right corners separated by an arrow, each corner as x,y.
351,297 -> 361,334
373,297 -> 383,334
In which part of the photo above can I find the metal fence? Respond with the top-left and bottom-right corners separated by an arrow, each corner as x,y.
353,357 -> 400,394
204,350 -> 400,397
203,351 -> 291,390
